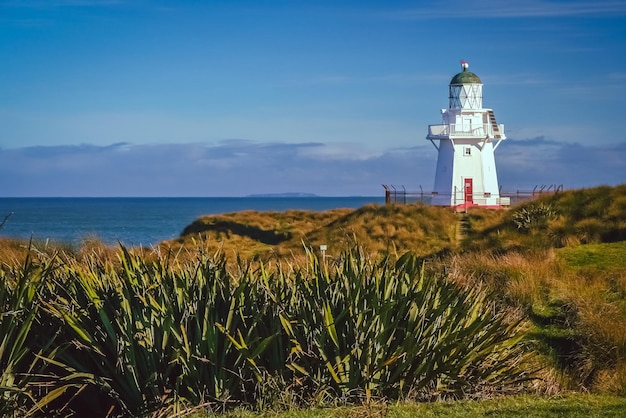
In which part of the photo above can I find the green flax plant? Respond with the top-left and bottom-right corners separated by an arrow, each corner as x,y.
44,248 -> 181,416
160,250 -> 287,412
0,249 -> 59,416
43,247 -> 287,416
7,243 -> 537,415
280,247 -> 533,402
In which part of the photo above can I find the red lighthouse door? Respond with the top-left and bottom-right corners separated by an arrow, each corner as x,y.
464,178 -> 473,204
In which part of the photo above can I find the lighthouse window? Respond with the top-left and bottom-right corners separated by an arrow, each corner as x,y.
464,147 -> 472,156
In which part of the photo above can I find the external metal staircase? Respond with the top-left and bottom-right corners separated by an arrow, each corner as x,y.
487,110 -> 502,139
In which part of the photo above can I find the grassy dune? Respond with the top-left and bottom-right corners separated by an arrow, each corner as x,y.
168,203 -> 459,263
166,185 -> 626,396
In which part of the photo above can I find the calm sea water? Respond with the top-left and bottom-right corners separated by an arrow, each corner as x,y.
0,197 -> 383,247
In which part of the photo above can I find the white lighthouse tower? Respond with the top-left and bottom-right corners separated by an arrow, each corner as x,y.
427,62 -> 507,208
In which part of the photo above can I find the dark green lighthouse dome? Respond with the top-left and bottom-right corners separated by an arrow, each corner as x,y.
450,62 -> 482,85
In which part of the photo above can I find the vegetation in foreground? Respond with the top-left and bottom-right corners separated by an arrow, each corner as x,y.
1,245 -> 533,417
167,185 -> 626,395
0,184 -> 625,416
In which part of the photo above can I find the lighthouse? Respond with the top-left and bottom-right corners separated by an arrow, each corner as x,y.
427,62 -> 507,208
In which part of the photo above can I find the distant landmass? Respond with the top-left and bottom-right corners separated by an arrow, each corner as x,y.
245,192 -> 319,198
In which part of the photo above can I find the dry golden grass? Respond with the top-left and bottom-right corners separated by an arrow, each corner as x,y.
550,252 -> 626,394
447,243 -> 626,395
0,237 -> 32,263
162,203 -> 460,266
461,185 -> 626,252
0,236 -> 164,275
447,250 -> 558,308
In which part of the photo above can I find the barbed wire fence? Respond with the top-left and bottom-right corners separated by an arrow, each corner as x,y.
382,184 -> 564,206
0,212 -> 13,230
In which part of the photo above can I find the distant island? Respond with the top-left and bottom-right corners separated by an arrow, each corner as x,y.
245,192 -> 319,198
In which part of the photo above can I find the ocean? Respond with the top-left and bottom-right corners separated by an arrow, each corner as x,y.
0,197 -> 384,247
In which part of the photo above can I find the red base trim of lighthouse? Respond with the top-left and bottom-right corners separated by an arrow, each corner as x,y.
452,203 -> 507,211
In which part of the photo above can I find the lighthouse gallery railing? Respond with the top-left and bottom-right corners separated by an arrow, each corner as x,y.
427,123 -> 505,139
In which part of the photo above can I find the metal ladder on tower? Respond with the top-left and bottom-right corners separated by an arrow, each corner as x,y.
487,110 -> 502,139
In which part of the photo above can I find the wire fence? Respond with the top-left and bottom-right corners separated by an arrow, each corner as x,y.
382,184 -> 564,206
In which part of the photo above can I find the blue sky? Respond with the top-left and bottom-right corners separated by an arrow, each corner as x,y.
1,0 -> 625,196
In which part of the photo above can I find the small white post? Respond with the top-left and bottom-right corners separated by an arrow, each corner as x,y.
320,245 -> 327,264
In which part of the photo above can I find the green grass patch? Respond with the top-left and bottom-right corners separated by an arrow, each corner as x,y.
208,394 -> 626,417
557,241 -> 626,273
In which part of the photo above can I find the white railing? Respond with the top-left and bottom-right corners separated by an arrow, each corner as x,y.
427,123 -> 505,139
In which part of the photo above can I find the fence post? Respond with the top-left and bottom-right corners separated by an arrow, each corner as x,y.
382,185 -> 390,204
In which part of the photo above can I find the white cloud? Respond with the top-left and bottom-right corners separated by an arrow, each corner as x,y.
608,72 -> 626,81
0,139 -> 624,197
497,137 -> 626,189
285,73 -> 447,87
2,0 -> 124,8
384,1 -> 626,20
295,143 -> 383,161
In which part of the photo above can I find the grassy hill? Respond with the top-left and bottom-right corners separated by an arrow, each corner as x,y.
462,184 -> 626,251
168,184 -> 626,267
168,203 -> 459,262
167,184 -> 626,396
